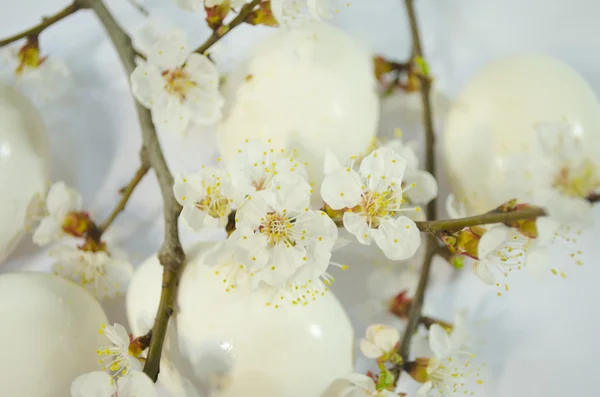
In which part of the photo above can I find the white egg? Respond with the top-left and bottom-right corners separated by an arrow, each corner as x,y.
0,272 -> 108,397
0,84 -> 50,263
127,242 -> 354,397
442,54 -> 600,214
217,22 -> 379,191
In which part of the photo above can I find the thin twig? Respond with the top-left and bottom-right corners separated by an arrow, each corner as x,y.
392,235 -> 436,382
81,0 -> 184,381
404,0 -> 436,220
416,206 -> 547,234
392,0 -> 437,386
126,0 -> 150,16
0,2 -> 81,47
195,0 -> 261,54
96,152 -> 151,237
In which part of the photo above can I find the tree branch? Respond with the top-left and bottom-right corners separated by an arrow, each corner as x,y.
415,206 -> 547,234
96,151 -> 150,237
392,235 -> 436,383
80,0 -> 185,381
0,2 -> 81,47
404,0 -> 436,220
195,0 -> 261,54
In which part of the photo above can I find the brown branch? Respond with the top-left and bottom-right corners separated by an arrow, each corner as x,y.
392,235 -> 436,383
0,3 -> 81,47
81,0 -> 185,381
416,206 -> 547,234
404,0 -> 436,220
96,152 -> 151,237
195,0 -> 261,54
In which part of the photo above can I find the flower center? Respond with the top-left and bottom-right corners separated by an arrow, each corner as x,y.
195,185 -> 230,219
553,158 -> 600,198
359,189 -> 402,227
162,67 -> 196,102
260,212 -> 293,246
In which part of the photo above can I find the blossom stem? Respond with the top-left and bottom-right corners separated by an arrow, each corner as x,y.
194,0 -> 261,54
96,154 -> 151,238
81,0 -> 185,381
0,2 -> 81,47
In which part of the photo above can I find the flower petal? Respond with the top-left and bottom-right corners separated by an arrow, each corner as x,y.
323,149 -> 343,175
46,181 -> 82,220
373,217 -> 421,260
445,193 -> 467,219
71,371 -> 115,397
429,323 -> 452,359
342,212 -> 371,245
32,217 -> 60,246
181,203 -> 208,231
184,53 -> 220,86
151,93 -> 191,134
130,62 -> 163,109
404,169 -> 438,205
321,167 -> 362,210
147,31 -> 190,70
359,339 -> 384,359
373,327 -> 400,352
173,0 -> 204,12
117,371 -> 157,397
416,381 -> 434,397
359,147 -> 406,193
477,225 -> 509,259
345,373 -> 376,392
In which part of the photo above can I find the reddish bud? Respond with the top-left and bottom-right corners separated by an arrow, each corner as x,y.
389,290 -> 412,318
246,1 -> 279,27
62,211 -> 93,238
205,2 -> 231,30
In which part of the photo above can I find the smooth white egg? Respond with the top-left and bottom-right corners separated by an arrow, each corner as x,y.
217,22 -> 379,191
0,84 -> 50,263
0,272 -> 108,397
127,242 -> 354,397
442,54 -> 600,214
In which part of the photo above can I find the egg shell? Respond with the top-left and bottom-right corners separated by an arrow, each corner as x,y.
127,242 -> 354,397
442,54 -> 600,214
0,84 -> 50,263
0,272 -> 108,397
216,22 -> 379,193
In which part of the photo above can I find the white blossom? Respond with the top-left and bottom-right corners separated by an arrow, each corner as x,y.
32,181 -> 82,246
322,373 -> 397,397
229,175 -> 338,288
228,140 -> 307,197
174,167 -> 241,231
0,45 -> 70,102
472,225 -> 530,293
321,148 -> 421,260
50,246 -> 133,300
417,323 -> 481,397
96,323 -> 143,378
174,0 -> 247,12
359,324 -> 400,360
71,371 -> 156,397
271,0 -> 349,25
384,138 -> 438,206
130,31 -> 224,134
530,120 -> 599,226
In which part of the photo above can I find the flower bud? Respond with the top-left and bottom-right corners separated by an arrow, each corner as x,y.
404,358 -> 430,383
360,324 -> 400,362
62,211 -> 93,238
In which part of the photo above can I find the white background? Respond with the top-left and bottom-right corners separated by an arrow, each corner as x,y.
1,0 -> 600,396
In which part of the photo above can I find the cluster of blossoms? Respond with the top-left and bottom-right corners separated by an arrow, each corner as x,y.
174,137 -> 435,305
325,313 -> 483,397
173,0 -> 350,24
442,120 -> 599,293
30,181 -> 133,300
71,323 -> 155,397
